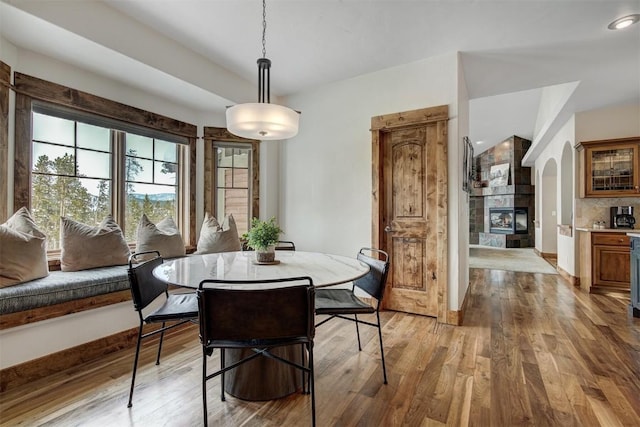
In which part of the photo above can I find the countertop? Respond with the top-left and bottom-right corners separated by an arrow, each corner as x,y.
575,227 -> 634,233
627,232 -> 640,238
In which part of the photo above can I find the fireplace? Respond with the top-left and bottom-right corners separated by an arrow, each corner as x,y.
489,208 -> 528,234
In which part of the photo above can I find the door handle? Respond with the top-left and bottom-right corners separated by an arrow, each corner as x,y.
384,225 -> 393,233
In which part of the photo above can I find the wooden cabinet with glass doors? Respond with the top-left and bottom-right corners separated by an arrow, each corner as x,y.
576,137 -> 640,197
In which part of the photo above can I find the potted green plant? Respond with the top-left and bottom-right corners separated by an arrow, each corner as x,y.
246,217 -> 283,263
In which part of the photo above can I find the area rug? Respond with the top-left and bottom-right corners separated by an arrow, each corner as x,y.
469,245 -> 558,274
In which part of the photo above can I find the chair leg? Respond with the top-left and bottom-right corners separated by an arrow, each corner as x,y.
220,349 -> 226,402
156,322 -> 166,365
300,344 -> 307,394
127,325 -> 144,408
202,346 -> 208,427
354,314 -> 362,351
376,311 -> 388,384
309,342 -> 316,427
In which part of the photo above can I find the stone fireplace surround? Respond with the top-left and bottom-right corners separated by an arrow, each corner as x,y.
469,135 -> 535,248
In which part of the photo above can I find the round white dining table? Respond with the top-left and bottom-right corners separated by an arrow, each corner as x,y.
152,250 -> 370,289
152,250 -> 370,401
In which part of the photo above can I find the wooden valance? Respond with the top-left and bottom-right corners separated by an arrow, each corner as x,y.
14,72 -> 197,139
0,61 -> 10,223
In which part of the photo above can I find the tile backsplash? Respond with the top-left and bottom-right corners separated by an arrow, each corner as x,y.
575,197 -> 640,228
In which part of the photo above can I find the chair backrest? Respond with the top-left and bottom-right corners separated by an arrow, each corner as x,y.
275,241 -> 296,251
197,277 -> 314,347
353,248 -> 390,302
127,251 -> 168,312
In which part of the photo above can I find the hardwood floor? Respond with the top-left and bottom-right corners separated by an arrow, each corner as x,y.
1,268 -> 639,426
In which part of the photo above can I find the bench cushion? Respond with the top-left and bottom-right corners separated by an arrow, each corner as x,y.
0,265 -> 130,315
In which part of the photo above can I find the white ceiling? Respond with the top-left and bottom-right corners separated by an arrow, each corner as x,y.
2,0 -> 639,152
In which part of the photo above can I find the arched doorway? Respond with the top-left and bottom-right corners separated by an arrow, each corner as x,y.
541,159 -> 558,256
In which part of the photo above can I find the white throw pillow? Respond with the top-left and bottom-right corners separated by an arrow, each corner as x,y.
135,214 -> 185,259
195,213 -> 241,254
0,207 -> 49,287
60,215 -> 131,272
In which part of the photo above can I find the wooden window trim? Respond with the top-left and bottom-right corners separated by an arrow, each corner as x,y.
12,73 -> 198,247
0,61 -> 9,223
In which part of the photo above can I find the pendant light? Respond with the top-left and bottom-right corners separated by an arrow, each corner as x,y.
226,0 -> 300,140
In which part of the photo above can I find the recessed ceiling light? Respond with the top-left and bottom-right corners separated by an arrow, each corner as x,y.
476,140 -> 484,145
608,14 -> 640,30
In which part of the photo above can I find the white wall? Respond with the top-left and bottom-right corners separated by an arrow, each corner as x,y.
541,160 -> 558,254
560,142 -> 574,225
576,103 -> 640,142
455,54 -> 470,309
533,82 -> 579,139
282,53 -> 468,312
534,116 -> 575,274
1,36 -> 18,214
0,303 -> 137,369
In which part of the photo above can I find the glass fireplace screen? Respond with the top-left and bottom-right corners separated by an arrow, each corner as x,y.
489,208 -> 528,234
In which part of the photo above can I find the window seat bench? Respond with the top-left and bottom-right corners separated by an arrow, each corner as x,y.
0,265 -> 132,330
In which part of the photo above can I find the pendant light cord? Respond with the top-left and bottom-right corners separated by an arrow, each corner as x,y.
225,0 -> 300,140
262,0 -> 267,58
257,0 -> 271,104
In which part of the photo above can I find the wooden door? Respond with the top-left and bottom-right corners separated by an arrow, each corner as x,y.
371,106 -> 448,320
382,126 -> 438,315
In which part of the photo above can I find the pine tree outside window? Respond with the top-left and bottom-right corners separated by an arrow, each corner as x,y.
30,108 -> 183,250
124,135 -> 178,241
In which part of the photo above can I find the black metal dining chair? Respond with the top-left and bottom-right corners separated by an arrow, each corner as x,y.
126,250 -> 198,408
275,240 -> 296,250
198,277 -> 316,426
314,247 -> 390,384
242,240 -> 296,251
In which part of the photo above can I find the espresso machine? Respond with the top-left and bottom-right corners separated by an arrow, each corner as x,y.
610,206 -> 636,229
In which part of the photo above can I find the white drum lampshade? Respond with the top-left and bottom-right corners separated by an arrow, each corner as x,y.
226,103 -> 300,140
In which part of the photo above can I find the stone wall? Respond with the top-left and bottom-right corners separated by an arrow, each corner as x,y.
470,135 -> 535,248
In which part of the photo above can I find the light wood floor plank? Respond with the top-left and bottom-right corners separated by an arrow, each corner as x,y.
1,268 -> 639,426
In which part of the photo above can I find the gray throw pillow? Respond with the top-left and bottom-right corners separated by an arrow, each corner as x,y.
0,207 -> 49,287
135,214 -> 185,260
195,213 -> 241,254
60,215 -> 131,272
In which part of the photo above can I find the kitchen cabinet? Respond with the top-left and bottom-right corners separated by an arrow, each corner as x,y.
592,233 -> 630,290
578,230 -> 630,294
576,137 -> 640,197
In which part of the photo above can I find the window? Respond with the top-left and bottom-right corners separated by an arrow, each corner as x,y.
203,127 -> 260,237
124,135 -> 179,241
214,144 -> 252,235
32,113 -> 113,249
30,108 -> 184,249
15,73 -> 198,252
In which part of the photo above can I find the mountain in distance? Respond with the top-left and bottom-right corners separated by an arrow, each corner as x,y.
129,193 -> 175,202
